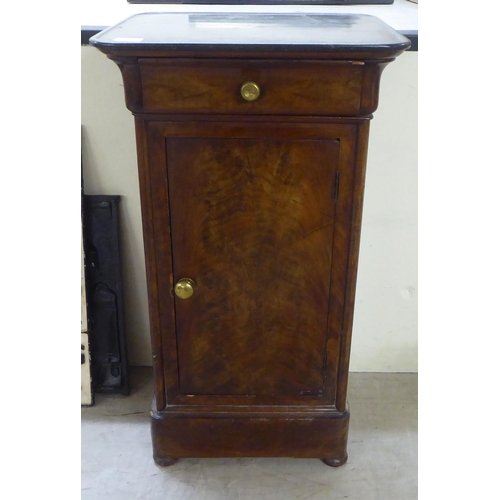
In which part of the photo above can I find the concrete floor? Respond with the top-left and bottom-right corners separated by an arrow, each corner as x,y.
81,368 -> 417,500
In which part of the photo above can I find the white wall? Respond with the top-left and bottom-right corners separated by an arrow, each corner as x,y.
82,47 -> 151,365
81,46 -> 417,372
351,52 -> 418,372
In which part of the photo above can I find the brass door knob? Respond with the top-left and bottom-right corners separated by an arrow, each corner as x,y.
174,278 -> 196,299
240,82 -> 260,101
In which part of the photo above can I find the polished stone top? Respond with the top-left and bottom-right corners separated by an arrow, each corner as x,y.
89,12 -> 411,53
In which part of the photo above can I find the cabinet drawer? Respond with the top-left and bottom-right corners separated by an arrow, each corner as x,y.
139,59 -> 364,116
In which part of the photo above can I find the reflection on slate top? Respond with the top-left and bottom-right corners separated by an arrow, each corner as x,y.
90,13 -> 410,51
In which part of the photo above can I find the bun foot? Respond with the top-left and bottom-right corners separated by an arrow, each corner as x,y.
321,454 -> 348,467
154,456 -> 178,467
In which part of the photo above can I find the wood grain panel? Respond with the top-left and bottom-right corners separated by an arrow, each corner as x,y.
140,59 -> 363,116
151,409 -> 349,460
165,131 -> 342,397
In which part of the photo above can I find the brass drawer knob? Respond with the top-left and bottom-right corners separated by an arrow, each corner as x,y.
174,278 -> 196,299
240,81 -> 260,101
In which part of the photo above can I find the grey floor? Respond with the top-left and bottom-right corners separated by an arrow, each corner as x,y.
82,368 -> 417,500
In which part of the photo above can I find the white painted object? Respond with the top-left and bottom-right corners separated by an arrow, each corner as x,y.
81,333 -> 92,406
81,227 -> 93,405
81,228 -> 88,333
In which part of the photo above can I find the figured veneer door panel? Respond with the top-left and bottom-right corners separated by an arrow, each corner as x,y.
147,121 -> 356,405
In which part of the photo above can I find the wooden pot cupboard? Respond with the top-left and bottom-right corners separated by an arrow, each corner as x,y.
90,13 -> 410,467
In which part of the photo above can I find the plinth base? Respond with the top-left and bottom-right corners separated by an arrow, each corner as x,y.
151,401 -> 349,467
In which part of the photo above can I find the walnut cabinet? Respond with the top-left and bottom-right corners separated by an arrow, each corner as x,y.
90,13 -> 410,467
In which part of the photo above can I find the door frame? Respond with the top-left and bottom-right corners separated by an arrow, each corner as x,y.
137,116 -> 361,409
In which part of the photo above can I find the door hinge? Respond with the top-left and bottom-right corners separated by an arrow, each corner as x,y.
334,171 -> 340,202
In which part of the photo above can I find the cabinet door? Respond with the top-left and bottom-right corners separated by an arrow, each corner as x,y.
146,121 -> 357,406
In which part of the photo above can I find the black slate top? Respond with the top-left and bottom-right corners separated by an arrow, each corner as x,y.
89,12 -> 411,53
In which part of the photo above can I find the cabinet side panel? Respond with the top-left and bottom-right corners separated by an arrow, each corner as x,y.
134,118 -> 167,409
335,120 -> 370,412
